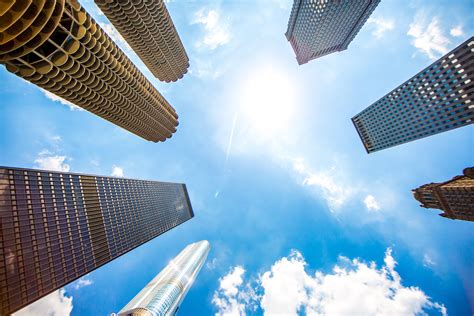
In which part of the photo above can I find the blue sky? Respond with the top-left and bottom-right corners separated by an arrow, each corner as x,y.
2,0 -> 473,315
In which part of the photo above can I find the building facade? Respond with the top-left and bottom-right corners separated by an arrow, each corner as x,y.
352,37 -> 474,153
95,0 -> 189,82
0,0 -> 178,142
118,240 -> 210,316
0,166 -> 194,315
413,167 -> 474,222
285,0 -> 380,65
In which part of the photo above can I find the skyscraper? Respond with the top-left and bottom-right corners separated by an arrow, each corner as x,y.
413,167 -> 474,222
0,166 -> 194,315
285,0 -> 380,65
95,0 -> 189,82
0,0 -> 178,142
352,37 -> 474,153
118,240 -> 210,316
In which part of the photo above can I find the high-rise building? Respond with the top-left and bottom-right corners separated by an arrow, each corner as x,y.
352,37 -> 474,153
0,0 -> 178,142
413,167 -> 474,222
118,240 -> 210,316
0,166 -> 194,315
95,0 -> 189,82
285,0 -> 380,65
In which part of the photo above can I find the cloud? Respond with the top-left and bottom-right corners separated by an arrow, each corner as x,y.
72,276 -> 93,290
207,257 -> 218,270
192,8 -> 230,49
13,289 -> 73,316
212,266 -> 249,316
292,158 -> 354,211
367,17 -> 395,39
407,17 -> 450,59
41,89 -> 82,111
49,135 -> 61,143
271,0 -> 292,10
190,57 -> 224,79
99,22 -> 131,51
450,25 -> 464,37
364,194 -> 381,212
111,165 -> 124,177
213,249 -> 447,316
34,150 -> 70,172
423,253 -> 436,268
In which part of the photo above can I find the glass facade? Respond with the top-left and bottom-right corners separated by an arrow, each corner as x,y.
286,0 -> 380,64
352,37 -> 474,153
119,240 -> 210,316
0,166 -> 194,315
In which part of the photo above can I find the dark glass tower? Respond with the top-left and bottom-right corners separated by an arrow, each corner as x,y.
0,166 -> 194,315
413,167 -> 474,222
285,0 -> 380,65
352,37 -> 474,153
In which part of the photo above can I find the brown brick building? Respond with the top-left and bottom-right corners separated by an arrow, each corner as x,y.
413,167 -> 474,222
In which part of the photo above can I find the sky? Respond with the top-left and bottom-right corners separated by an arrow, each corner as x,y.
1,0 -> 473,315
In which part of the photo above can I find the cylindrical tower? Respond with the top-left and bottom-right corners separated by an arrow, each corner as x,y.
95,0 -> 189,82
119,240 -> 210,316
0,0 -> 178,142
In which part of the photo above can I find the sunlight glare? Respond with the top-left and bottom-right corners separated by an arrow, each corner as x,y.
240,67 -> 296,139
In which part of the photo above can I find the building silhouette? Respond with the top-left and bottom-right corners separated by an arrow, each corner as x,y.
352,37 -> 474,153
285,0 -> 380,65
0,166 -> 194,315
95,0 -> 189,82
118,240 -> 210,316
413,167 -> 474,222
0,0 -> 178,142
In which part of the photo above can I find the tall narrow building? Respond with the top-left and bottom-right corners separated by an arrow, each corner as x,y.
0,166 -> 194,315
285,0 -> 380,65
0,0 -> 178,142
118,240 -> 210,316
352,37 -> 474,153
413,167 -> 474,222
95,0 -> 189,82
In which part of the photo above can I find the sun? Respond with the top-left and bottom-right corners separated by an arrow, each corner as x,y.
239,66 -> 297,139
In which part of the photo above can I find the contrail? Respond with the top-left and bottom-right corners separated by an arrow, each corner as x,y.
225,112 -> 238,166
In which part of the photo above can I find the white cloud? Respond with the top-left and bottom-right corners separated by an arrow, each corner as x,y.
367,17 -> 395,39
407,17 -> 450,59
190,57 -> 223,79
212,266 -> 248,316
73,276 -> 93,290
423,253 -> 436,268
207,257 -> 218,270
41,89 -> 82,111
213,250 -> 447,316
99,22 -> 131,51
450,25 -> 464,37
111,165 -> 124,177
271,0 -> 292,10
34,150 -> 70,172
292,158 -> 354,211
260,250 -> 309,314
192,8 -> 230,49
14,289 -> 73,316
364,194 -> 381,212
49,135 -> 61,143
